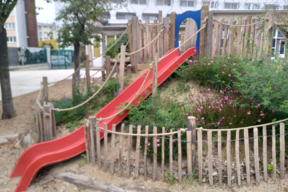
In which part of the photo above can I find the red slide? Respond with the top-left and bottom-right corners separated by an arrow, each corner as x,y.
10,47 -> 197,192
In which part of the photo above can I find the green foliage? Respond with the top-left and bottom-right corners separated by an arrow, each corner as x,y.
267,164 -> 274,174
0,0 -> 18,26
164,171 -> 176,185
78,154 -> 88,167
105,33 -> 130,58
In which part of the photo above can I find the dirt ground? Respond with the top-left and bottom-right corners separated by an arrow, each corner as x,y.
1,76 -> 288,192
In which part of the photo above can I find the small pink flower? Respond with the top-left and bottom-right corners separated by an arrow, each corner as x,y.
207,88 -> 210,92
179,103 -> 182,106
240,121 -> 243,124
173,139 -> 176,142
257,119 -> 261,122
219,108 -> 222,111
208,63 -> 210,66
189,60 -> 192,62
222,71 -> 225,74
201,117 -> 204,120
167,99 -> 170,102
210,61 -> 213,63
229,122 -> 232,125
228,74 -> 231,77
153,122 -> 155,125
234,115 -> 237,117
140,146 -> 142,148
247,111 -> 251,115
208,106 -> 211,109
157,139 -> 160,142
233,63 -> 236,66
217,122 -> 220,125
228,57 -> 231,59
272,110 -> 275,113
148,143 -> 151,146
224,64 -> 226,67
224,96 -> 228,100
251,97 -> 253,100
185,113 -> 188,116
132,125 -> 136,128
157,144 -> 160,147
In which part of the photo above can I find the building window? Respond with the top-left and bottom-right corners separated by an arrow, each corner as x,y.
202,0 -> 210,5
130,0 -> 147,4
40,38 -> 42,41
265,4 -> 279,10
142,14 -> 158,22
116,13 -> 136,20
245,3 -> 259,9
156,0 -> 171,6
39,32 -> 42,36
180,0 -> 195,7
102,13 -> 111,20
38,26 -> 41,30
7,37 -> 16,43
4,23 -> 15,29
224,2 -> 239,9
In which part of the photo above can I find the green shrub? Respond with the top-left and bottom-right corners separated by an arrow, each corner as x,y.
105,33 -> 130,58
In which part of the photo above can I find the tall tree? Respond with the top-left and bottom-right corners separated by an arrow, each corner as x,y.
0,0 -> 17,119
55,0 -> 125,96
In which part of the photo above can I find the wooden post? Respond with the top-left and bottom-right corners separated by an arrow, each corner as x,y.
272,125 -> 276,181
222,21 -> 228,56
128,20 -> 133,66
89,116 -> 96,165
227,130 -> 231,187
229,26 -> 236,56
159,11 -> 163,57
254,127 -> 260,183
43,104 -> 53,141
216,20 -> 223,56
237,17 -> 243,57
169,129 -> 173,177
218,130 -> 222,186
104,123 -> 108,171
153,126 -> 157,181
48,102 -> 56,139
212,21 -> 219,56
135,125 -> 141,179
163,18 -> 169,54
235,129 -> 241,186
139,21 -> 144,61
131,16 -> 139,72
84,120 -> 90,164
152,53 -> 158,95
197,129 -> 202,183
101,69 -> 106,81
144,21 -> 148,61
144,125 -> 148,180
180,35 -> 184,51
42,77 -> 48,105
244,128 -> 250,185
153,20 -> 158,54
169,12 -> 176,50
187,116 -> 196,173
263,126 -> 268,182
243,16 -> 252,57
85,55 -> 91,89
178,130 -> 182,183
280,123 -> 285,178
161,127 -> 165,181
119,45 -> 126,93
110,124 -> 116,175
118,124 -> 124,177
208,130 -> 213,186
96,121 -> 101,169
187,131 -> 192,176
106,56 -> 111,77
126,125 -> 132,178
263,12 -> 274,59
200,5 -> 209,59
205,11 -> 214,57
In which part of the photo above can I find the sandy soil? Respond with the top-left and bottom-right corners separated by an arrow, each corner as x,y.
1,74 -> 288,192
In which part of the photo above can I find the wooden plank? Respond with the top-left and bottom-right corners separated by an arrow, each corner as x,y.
180,35 -> 184,51
117,124 -> 124,177
161,127 -> 165,181
89,116 -> 96,165
84,120 -> 90,164
48,102 -> 56,139
153,20 -> 158,54
169,12 -> 176,50
153,126 -> 157,181
263,126 -> 268,182
227,130 -> 231,187
216,20 -> 223,56
143,22 -> 148,61
187,131 -> 192,176
126,125 -> 132,178
42,76 -> 48,105
96,121 -> 101,169
254,127 -> 260,183
280,123 -> 285,178
169,129 -> 173,177
229,26 -> 236,56
104,123 -> 108,171
144,126 -> 148,180
149,23 -> 153,60
197,129 -> 202,183
85,55 -> 91,89
119,45 -> 126,93
244,128 -> 250,185
43,104 -> 48,141
139,22 -> 144,61
106,56 -> 111,77
205,11 -> 214,57
131,16 -> 139,72
254,19 -> 261,58
208,131 -> 213,186
145,20 -> 150,60
272,125 -> 276,181
250,19 -> 256,60
178,129 -> 182,183
110,124 -> 116,175
213,21 -> 219,56
163,18 -> 169,55
263,12 -> 274,58
235,129 -> 241,186
200,5 -> 208,59
187,116 -> 196,173
135,125 -> 141,179
222,21 -> 228,56
218,130 -> 222,186
159,11 -> 163,57
243,16 -> 252,57
152,53 -> 158,95
128,20 -> 133,66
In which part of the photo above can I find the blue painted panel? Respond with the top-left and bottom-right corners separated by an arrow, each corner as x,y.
175,10 -> 201,53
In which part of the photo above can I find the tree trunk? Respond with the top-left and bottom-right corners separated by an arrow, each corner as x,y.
72,41 -> 80,98
0,26 -> 16,119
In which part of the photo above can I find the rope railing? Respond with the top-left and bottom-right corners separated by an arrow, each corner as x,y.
213,18 -> 267,27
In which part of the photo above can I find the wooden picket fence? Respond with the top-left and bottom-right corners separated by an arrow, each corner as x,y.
85,116 -> 288,187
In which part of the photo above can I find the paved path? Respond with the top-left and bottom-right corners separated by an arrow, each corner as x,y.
0,69 -> 101,101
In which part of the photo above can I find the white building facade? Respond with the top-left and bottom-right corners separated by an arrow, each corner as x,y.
37,22 -> 57,41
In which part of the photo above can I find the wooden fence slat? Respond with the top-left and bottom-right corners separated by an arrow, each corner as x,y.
131,16 -> 139,72
205,11 -> 214,57
153,126 -> 157,181
229,26 -> 235,56
218,130 -> 222,186
152,53 -> 158,95
37,106 -> 43,142
244,128 -> 250,185
208,130 -> 213,186
263,126 -> 268,182
187,116 -> 196,173
144,22 -> 148,61
237,17 -> 243,57
243,16 -> 252,57
280,123 -> 285,178
104,123 -> 108,171
178,129 -> 182,183
227,130 -> 231,187
153,20 -> 157,55
169,129 -> 173,177
139,22 -> 143,61
117,124 -> 124,177
216,22 -> 222,56
96,121 -> 101,169
169,12 -> 176,50
250,19 -> 256,60
144,126 -> 148,180
135,125 -> 141,179
272,125 -> 276,181
161,127 -> 165,181
180,35 -> 184,51
213,21 -> 219,56
106,56 -> 111,78
163,18 -> 169,54
197,129 -> 202,183
187,131 -> 192,176
222,21 -> 228,55
254,127 -> 260,183
110,124 -> 116,175
235,129 -> 241,186
199,5 -> 208,59
84,120 -> 90,164
159,11 -> 163,57
126,125 -> 132,178
89,116 -> 96,165
119,45 -> 126,93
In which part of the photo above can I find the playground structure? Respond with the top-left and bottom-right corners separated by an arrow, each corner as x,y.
10,5 -> 288,192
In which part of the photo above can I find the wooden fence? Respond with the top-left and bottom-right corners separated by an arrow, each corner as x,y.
85,116 -> 288,187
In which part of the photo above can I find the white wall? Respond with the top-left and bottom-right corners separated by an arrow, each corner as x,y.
14,0 -> 28,47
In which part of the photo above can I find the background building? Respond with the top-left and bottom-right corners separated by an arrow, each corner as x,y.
5,0 -> 38,48
37,22 -> 57,41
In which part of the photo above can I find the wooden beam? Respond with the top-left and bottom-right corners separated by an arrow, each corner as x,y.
131,16 -> 139,72
169,12 -> 176,50
85,55 -> 91,89
200,5 -> 209,59
119,45 -> 126,93
152,53 -> 158,95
